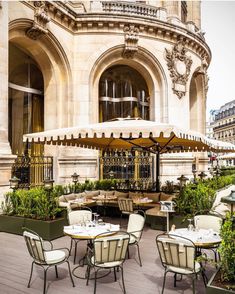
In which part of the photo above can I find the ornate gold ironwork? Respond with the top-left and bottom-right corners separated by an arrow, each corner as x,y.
12,155 -> 53,189
100,150 -> 153,191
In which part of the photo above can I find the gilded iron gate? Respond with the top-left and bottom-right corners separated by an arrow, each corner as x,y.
12,155 -> 53,189
99,151 -> 154,190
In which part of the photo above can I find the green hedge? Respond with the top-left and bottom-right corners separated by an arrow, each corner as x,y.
1,187 -> 62,221
174,175 -> 235,217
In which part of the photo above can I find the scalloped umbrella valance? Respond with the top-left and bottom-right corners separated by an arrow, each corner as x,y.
23,118 -> 235,191
23,118 -> 235,154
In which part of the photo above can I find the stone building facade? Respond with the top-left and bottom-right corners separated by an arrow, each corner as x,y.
0,1 -> 211,196
213,100 -> 235,145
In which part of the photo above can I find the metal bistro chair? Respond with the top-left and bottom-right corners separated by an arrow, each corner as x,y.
86,231 -> 130,294
23,228 -> 75,294
194,214 -> 223,262
127,212 -> 145,266
156,233 -> 206,294
68,207 -> 92,264
118,198 -> 137,226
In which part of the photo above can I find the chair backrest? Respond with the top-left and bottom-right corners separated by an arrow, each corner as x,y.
23,229 -> 46,264
93,231 -> 130,265
127,213 -> 145,241
156,234 -> 196,272
118,198 -> 134,213
68,209 -> 92,225
194,214 -> 222,233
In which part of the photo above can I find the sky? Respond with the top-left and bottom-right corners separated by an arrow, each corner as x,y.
201,1 -> 235,116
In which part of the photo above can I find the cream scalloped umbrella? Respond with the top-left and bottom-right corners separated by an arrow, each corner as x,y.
23,118 -> 235,191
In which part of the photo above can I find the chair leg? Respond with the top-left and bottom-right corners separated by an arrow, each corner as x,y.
55,265 -> 58,278
66,261 -> 75,287
201,270 -> 207,287
27,261 -> 34,288
161,270 -> 167,294
114,267 -> 117,282
174,273 -> 177,287
120,266 -> 127,294
74,241 -> 78,264
127,246 -> 130,259
43,268 -> 48,294
192,275 -> 195,294
136,243 -> 142,267
86,265 -> 91,286
69,238 -> 73,256
94,269 -> 97,294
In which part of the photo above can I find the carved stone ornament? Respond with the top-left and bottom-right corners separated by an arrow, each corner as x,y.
165,41 -> 192,99
26,1 -> 51,40
122,25 -> 139,59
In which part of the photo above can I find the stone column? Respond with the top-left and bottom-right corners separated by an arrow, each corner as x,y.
192,1 -> 201,28
0,2 -> 16,206
163,1 -> 179,19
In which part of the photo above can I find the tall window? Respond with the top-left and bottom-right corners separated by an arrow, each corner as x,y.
99,65 -> 150,122
8,44 -> 44,155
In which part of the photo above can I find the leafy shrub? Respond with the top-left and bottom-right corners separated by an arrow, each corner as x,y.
174,182 -> 216,217
2,188 -> 62,221
161,180 -> 175,194
218,213 -> 235,282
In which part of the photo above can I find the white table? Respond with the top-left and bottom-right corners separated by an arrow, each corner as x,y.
169,228 -> 221,248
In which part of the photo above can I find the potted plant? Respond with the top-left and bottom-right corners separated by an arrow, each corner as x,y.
0,187 -> 68,240
207,212 -> 235,294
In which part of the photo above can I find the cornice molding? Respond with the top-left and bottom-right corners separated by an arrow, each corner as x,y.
22,1 -> 211,62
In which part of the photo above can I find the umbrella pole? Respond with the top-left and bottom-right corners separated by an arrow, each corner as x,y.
156,151 -> 160,192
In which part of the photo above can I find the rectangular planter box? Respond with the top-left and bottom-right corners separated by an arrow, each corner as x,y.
0,214 -> 68,241
0,215 -> 24,235
207,269 -> 235,294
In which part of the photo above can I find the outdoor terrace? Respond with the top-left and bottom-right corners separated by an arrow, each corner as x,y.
0,218 -> 213,294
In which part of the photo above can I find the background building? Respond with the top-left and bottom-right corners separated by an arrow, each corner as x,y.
213,100 -> 235,145
0,1 -> 211,198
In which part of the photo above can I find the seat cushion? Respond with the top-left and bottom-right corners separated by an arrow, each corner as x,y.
167,261 -> 201,275
45,250 -> 66,264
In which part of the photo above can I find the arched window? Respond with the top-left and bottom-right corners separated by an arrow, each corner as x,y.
8,43 -> 44,155
99,65 -> 150,122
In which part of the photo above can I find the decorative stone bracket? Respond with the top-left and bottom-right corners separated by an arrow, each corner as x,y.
26,1 -> 51,40
165,40 -> 192,99
122,24 -> 139,59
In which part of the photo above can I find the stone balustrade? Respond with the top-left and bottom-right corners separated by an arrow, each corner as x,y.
101,1 -> 167,21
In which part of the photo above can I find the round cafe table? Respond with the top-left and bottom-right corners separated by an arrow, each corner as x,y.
64,223 -> 120,279
169,228 -> 221,248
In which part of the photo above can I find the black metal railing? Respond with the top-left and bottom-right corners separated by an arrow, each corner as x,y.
12,155 -> 53,189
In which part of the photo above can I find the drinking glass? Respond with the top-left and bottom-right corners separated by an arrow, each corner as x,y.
187,218 -> 194,231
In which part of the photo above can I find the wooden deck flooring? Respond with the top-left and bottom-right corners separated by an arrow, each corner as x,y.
0,218 -> 215,294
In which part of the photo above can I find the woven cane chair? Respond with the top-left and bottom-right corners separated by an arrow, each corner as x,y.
68,207 -> 92,263
194,214 -> 223,262
118,198 -> 137,226
127,212 -> 145,266
23,228 -> 75,294
156,233 -> 206,294
86,231 -> 130,294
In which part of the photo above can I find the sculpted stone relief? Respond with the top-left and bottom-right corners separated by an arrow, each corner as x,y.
165,40 -> 192,99
122,24 -> 139,59
26,1 -> 51,40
